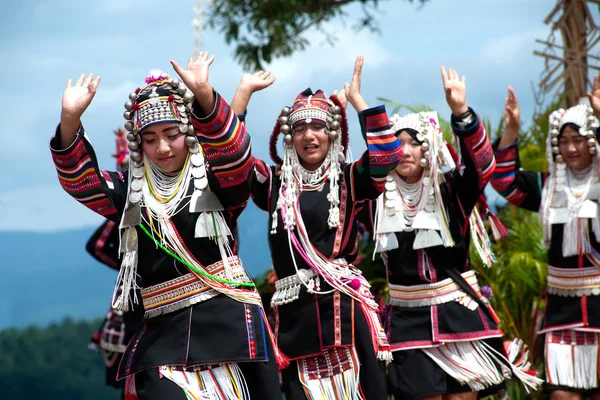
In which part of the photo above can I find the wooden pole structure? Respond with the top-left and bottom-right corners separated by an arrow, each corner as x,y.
534,0 -> 600,107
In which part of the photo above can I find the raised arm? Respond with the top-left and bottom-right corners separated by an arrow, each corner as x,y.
230,71 -> 276,116
491,86 -> 545,212
58,73 -> 101,149
50,74 -> 127,221
439,67 -> 495,212
345,56 -> 402,202
173,54 -> 256,207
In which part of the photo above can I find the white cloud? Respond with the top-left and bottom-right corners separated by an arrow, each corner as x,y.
0,184 -> 103,231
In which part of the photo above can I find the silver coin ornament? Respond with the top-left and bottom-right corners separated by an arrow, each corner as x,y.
192,166 -> 206,179
552,146 -> 559,154
194,177 -> 208,190
555,154 -> 564,163
129,191 -> 142,204
385,180 -> 396,191
132,167 -> 145,178
191,153 -> 204,167
419,158 -> 429,167
179,123 -> 189,133
130,152 -> 142,162
130,178 -> 143,192
185,136 -> 197,147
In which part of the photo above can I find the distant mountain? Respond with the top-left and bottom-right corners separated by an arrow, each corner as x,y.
0,202 -> 271,329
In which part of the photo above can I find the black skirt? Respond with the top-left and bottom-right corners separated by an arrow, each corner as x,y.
280,303 -> 387,400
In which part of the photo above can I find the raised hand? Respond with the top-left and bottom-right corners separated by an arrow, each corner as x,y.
61,73 -> 101,123
239,71 -> 276,93
59,73 -> 101,148
332,89 -> 347,110
588,74 -> 600,119
504,86 -> 520,133
497,86 -> 521,149
441,67 -> 468,116
345,55 -> 369,112
171,52 -> 215,98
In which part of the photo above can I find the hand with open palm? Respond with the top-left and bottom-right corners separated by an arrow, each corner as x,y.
441,67 -> 468,116
60,73 -> 101,148
240,71 -> 276,93
171,52 -> 215,114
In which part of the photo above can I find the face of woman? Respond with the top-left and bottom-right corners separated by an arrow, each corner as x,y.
292,122 -> 330,171
395,130 -> 425,181
558,125 -> 593,171
140,122 -> 188,173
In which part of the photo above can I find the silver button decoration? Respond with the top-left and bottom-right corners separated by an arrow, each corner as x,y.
132,167 -> 144,178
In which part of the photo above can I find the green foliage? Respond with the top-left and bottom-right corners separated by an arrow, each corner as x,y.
206,0 -> 428,70
0,318 -> 119,400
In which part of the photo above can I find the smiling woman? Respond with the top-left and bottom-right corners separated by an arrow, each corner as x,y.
492,80 -> 600,398
140,123 -> 188,173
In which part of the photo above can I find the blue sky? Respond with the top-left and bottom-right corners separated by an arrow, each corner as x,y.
0,0 -> 561,231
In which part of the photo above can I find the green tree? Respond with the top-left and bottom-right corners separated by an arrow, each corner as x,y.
205,0 -> 428,70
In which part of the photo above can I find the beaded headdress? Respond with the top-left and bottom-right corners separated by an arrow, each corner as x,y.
541,104 -> 600,256
269,88 -> 348,230
112,70 -> 212,312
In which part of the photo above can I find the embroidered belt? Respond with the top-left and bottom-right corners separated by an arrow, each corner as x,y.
142,256 -> 251,318
388,270 -> 481,308
271,259 -> 349,307
547,265 -> 600,297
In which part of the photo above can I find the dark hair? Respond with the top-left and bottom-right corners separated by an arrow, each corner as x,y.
395,128 -> 423,144
558,122 -> 581,138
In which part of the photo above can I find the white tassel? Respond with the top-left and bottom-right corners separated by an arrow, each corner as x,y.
111,251 -> 139,312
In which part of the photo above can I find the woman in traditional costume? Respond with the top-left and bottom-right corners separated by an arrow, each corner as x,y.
368,67 -> 541,400
232,56 -> 401,399
49,54 -> 282,400
491,78 -> 600,400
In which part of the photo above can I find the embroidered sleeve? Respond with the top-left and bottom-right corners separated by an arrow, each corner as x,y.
250,157 -> 274,212
190,91 -> 255,207
85,220 -> 120,270
191,91 -> 254,188
50,125 -> 126,222
450,109 -> 496,211
491,139 -> 545,212
348,105 -> 403,202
